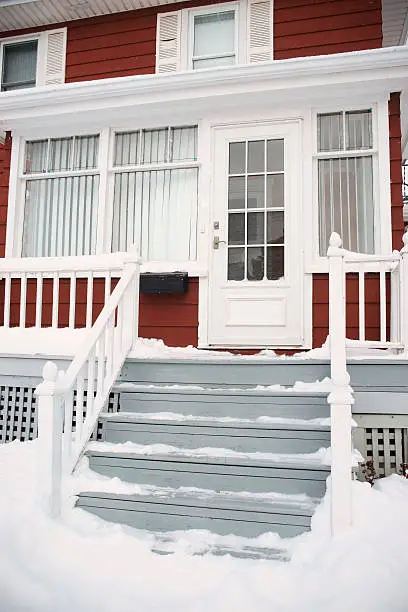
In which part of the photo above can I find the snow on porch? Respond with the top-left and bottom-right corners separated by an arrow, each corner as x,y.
0,438 -> 408,612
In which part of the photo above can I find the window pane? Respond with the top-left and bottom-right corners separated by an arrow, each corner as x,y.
25,140 -> 48,174
247,175 -> 264,208
247,247 -> 264,280
228,248 -> 244,280
318,113 -> 343,152
22,175 -> 99,257
2,41 -> 37,91
73,135 -> 99,170
267,139 -> 284,172
111,168 -> 198,260
267,211 -> 284,244
171,126 -> 198,162
49,138 -> 73,171
228,176 -> 245,209
229,142 -> 245,174
114,132 -> 139,166
346,110 -> 372,150
318,156 -> 374,255
228,213 -> 245,245
193,11 -> 235,57
267,246 -> 284,280
247,212 -> 264,244
193,55 -> 235,69
266,174 -> 284,208
141,129 -> 168,164
247,141 -> 264,173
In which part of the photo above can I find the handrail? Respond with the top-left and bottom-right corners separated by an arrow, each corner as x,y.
0,252 -> 125,274
35,249 -> 141,516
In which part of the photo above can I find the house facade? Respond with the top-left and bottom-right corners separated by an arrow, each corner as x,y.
0,0 -> 407,351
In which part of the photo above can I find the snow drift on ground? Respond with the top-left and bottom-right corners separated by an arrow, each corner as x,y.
1,439 -> 408,612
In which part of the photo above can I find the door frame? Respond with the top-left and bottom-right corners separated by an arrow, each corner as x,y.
198,118 -> 312,349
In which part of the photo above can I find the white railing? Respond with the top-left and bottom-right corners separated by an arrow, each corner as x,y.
327,230 -> 408,534
35,250 -> 140,516
0,253 -> 125,329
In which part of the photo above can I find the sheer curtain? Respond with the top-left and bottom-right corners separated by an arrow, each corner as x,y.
22,135 -> 99,257
112,126 -> 199,261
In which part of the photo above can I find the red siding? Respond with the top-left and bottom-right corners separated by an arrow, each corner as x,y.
274,0 -> 382,59
0,134 -> 11,259
389,92 -> 405,250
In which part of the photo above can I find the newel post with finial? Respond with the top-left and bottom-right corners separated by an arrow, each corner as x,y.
35,361 -> 64,517
401,230 -> 408,353
327,232 -> 354,534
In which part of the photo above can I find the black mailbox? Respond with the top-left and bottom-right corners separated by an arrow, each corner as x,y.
139,272 -> 188,294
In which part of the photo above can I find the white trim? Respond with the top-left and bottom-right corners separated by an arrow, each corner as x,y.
5,134 -> 22,257
96,128 -> 110,255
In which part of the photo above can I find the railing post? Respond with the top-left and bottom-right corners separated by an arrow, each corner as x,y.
327,232 -> 354,535
123,246 -> 141,349
35,361 -> 63,517
400,231 -> 408,353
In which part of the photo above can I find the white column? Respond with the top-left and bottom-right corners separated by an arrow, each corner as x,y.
35,361 -> 63,517
123,245 -> 141,350
327,232 -> 354,534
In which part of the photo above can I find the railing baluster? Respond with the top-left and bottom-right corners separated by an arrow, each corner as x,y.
87,347 -> 96,418
75,370 -> 85,446
3,273 -> 11,328
35,274 -> 43,328
380,262 -> 386,343
86,272 -> 93,329
52,272 -> 59,328
19,273 -> 27,328
358,268 -> 365,341
96,333 -> 106,399
62,389 -> 74,471
104,271 -> 111,307
69,272 -> 76,329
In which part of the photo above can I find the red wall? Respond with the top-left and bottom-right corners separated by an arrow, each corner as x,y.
0,134 -> 11,258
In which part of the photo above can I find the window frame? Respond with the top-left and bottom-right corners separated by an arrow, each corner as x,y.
310,100 -> 392,268
181,1 -> 244,71
0,33 -> 41,92
187,2 -> 241,71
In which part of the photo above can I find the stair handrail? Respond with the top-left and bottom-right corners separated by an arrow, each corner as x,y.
327,232 -> 354,534
35,249 -> 141,516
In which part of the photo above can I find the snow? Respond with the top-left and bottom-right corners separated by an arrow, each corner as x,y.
1,439 -> 408,612
0,327 -> 88,357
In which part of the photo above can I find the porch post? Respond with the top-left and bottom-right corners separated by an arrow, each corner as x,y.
327,233 -> 354,534
123,245 -> 141,350
400,231 -> 408,353
35,361 -> 64,517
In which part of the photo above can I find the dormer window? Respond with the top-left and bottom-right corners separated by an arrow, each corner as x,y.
1,40 -> 38,91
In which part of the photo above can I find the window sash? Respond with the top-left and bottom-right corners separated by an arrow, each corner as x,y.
1,40 -> 38,91
189,5 -> 238,70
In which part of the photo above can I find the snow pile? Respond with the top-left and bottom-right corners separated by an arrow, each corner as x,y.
1,439 -> 408,612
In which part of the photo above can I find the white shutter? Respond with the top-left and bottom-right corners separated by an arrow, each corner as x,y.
156,11 -> 181,73
247,0 -> 273,63
39,28 -> 67,85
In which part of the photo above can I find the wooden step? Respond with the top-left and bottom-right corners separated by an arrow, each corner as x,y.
86,445 -> 330,498
76,489 -> 318,538
99,413 -> 330,454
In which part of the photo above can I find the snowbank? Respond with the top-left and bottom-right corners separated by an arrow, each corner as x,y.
0,440 -> 408,612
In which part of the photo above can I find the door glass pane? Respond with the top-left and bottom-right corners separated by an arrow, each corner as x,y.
247,175 -> 264,208
247,247 -> 264,281
247,212 -> 264,244
247,140 -> 264,173
194,11 -> 235,57
228,248 -> 244,280
229,142 -> 245,174
267,246 -> 284,280
228,176 -> 245,209
267,211 -> 284,244
228,213 -> 245,245
266,174 -> 284,208
267,139 -> 284,172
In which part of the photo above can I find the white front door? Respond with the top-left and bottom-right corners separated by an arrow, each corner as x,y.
207,121 -> 304,348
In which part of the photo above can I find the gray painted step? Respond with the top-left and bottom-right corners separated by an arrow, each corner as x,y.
100,415 -> 330,454
87,449 -> 330,497
116,388 -> 330,420
150,538 -> 291,561
77,490 -> 316,538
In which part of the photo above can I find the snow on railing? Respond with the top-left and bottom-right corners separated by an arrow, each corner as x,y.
35,250 -> 141,516
327,230 -> 408,534
0,253 -> 125,330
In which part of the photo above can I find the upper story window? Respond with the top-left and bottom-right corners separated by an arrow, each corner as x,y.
1,40 -> 38,91
191,9 -> 237,69
316,109 -> 376,255
156,0 -> 273,73
0,29 -> 67,92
